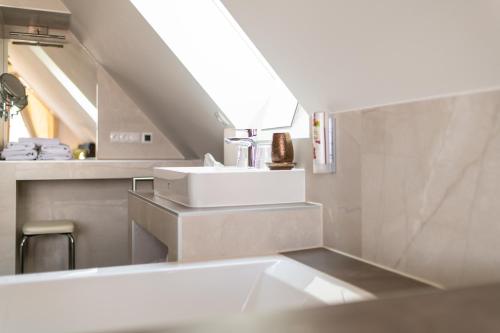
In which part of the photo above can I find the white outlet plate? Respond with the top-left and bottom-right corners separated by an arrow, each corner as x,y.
127,132 -> 141,143
110,132 -> 141,143
110,132 -> 121,143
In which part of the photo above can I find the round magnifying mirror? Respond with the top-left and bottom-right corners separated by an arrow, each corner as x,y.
0,73 -> 26,99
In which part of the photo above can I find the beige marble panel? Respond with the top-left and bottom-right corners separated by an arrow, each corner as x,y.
17,180 -> 132,273
295,111 -> 362,255
131,222 -> 168,265
128,194 -> 178,262
361,89 -> 500,287
179,205 -> 322,262
0,164 -> 16,275
97,67 -> 184,160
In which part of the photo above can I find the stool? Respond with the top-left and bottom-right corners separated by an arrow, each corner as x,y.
19,220 -> 76,274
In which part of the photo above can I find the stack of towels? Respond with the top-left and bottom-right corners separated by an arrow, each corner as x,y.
1,138 -> 72,161
0,141 -> 38,160
38,143 -> 72,160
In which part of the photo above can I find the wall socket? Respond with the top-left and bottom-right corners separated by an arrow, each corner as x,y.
110,132 -> 141,143
110,132 -> 154,144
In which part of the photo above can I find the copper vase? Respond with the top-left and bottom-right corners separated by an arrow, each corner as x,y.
271,133 -> 294,163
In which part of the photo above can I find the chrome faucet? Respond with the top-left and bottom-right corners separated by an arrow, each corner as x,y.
225,129 -> 258,167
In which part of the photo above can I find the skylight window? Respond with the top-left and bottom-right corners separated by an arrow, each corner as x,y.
131,0 -> 298,130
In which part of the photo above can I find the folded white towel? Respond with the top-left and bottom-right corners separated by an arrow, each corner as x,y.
1,149 -> 38,157
6,142 -> 37,151
37,152 -> 72,160
37,156 -> 72,161
2,148 -> 36,156
1,149 -> 38,160
40,144 -> 70,154
4,155 -> 38,161
19,137 -> 60,146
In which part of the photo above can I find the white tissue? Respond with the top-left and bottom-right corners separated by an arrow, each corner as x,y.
203,153 -> 224,167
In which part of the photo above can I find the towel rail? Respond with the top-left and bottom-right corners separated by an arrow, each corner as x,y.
132,177 -> 154,192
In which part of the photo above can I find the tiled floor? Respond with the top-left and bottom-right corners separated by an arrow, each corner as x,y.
283,248 -> 436,296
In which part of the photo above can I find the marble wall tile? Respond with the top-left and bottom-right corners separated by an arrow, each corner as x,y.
303,89 -> 500,287
360,89 -> 500,287
295,111 -> 362,255
179,205 -> 322,262
0,164 -> 16,275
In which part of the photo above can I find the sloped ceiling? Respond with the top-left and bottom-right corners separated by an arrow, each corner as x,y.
0,0 -> 69,13
222,0 -> 500,113
61,0 -> 500,159
62,0 -> 224,159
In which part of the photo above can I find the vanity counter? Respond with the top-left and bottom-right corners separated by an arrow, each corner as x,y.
129,191 -> 322,263
0,159 -> 199,180
0,159 -> 200,275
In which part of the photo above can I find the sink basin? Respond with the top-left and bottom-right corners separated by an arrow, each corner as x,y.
153,167 -> 305,208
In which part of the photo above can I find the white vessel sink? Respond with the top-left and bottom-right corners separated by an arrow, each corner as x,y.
154,166 -> 305,208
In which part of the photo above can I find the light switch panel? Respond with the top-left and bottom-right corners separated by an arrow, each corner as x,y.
142,133 -> 153,143
110,132 -> 141,143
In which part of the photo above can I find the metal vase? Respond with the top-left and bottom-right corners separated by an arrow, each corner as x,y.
271,132 -> 294,163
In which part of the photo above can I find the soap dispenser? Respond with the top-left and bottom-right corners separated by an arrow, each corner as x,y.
312,112 -> 336,174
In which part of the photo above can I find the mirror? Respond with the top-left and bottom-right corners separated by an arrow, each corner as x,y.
0,72 -> 28,118
3,20 -> 97,157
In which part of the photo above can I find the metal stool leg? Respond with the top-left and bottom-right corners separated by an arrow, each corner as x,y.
19,235 -> 29,274
66,233 -> 76,270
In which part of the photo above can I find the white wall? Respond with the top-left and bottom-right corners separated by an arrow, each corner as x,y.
223,0 -> 500,113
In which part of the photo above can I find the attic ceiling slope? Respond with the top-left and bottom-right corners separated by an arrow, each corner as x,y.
222,0 -> 500,113
0,0 -> 69,13
62,0 -> 224,159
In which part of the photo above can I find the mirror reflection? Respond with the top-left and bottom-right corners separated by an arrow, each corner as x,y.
4,30 -> 96,159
